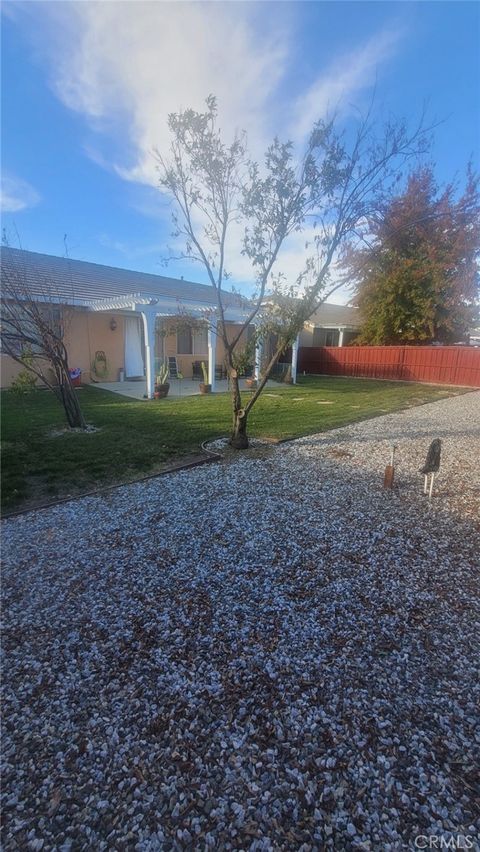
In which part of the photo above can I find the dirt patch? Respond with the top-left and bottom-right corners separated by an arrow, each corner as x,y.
47,425 -> 99,438
327,448 -> 354,459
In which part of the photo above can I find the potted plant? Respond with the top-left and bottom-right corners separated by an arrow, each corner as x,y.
199,361 -> 211,394
154,360 -> 170,398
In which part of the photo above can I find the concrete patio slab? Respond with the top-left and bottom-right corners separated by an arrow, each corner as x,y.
92,378 -> 266,399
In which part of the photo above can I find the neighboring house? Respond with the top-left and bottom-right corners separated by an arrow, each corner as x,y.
1,248 -> 363,397
299,303 -> 362,348
468,326 -> 480,346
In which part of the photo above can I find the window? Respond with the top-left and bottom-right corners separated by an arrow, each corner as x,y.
194,327 -> 208,354
177,327 -> 193,354
313,328 -> 339,347
177,324 -> 210,354
325,329 -> 339,347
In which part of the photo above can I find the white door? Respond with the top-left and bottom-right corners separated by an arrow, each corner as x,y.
125,317 -> 145,378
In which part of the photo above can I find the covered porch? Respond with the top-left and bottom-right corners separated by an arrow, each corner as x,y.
87,292 -> 300,398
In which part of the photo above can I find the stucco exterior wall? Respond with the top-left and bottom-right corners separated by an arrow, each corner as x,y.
299,328 -> 313,347
1,355 -> 26,387
1,307 -> 126,388
65,310 -> 126,383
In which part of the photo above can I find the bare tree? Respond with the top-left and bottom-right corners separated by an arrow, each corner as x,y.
1,248 -> 87,429
156,95 -> 430,447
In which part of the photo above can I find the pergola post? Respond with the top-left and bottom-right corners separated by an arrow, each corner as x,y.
254,334 -> 263,382
338,328 -> 345,347
291,334 -> 300,384
139,309 -> 157,399
207,316 -> 217,392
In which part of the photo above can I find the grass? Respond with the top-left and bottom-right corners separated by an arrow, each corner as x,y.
1,376 -> 465,512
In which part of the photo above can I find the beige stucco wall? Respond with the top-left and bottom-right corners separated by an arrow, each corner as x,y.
1,307 -> 126,388
1,355 -> 26,387
65,310 -> 126,383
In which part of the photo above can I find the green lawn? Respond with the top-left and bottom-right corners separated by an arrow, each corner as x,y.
1,377 -> 465,512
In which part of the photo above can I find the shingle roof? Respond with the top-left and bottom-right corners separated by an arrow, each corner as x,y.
1,248 -> 363,328
0,247 -> 220,306
307,302 -> 362,328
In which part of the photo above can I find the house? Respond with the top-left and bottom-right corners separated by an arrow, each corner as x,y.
468,326 -> 480,346
1,247 -> 255,397
1,248 -> 363,397
300,303 -> 362,348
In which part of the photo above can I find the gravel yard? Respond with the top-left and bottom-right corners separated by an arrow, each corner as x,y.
2,391 -> 479,851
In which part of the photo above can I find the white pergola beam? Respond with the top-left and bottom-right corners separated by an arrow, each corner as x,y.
254,336 -> 263,382
291,334 -> 300,384
135,306 -> 157,399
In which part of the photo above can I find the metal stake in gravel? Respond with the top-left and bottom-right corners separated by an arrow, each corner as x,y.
383,443 -> 397,489
420,438 -> 441,499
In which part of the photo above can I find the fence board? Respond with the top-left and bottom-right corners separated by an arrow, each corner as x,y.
297,345 -> 480,388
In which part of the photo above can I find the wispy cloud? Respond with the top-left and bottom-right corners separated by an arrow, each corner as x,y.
18,3 -> 402,180
0,173 -> 40,213
31,2 -> 291,183
8,3 -> 404,302
290,27 -> 404,142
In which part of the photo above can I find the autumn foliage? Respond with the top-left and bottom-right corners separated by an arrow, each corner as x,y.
346,166 -> 480,344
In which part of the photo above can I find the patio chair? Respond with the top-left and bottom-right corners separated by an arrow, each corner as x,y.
168,356 -> 179,379
192,361 -> 203,381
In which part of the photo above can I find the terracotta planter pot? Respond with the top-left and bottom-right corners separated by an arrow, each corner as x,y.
154,382 -> 170,399
245,378 -> 257,389
199,383 -> 212,394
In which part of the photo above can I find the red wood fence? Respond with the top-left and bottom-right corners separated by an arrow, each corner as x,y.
297,345 -> 480,388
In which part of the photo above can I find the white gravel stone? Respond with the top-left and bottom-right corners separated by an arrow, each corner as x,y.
1,391 -> 479,850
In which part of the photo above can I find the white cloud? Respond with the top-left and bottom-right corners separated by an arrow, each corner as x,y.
21,3 -> 402,178
9,3 -> 403,294
34,2 -> 291,183
0,173 -> 40,213
290,27 -> 404,142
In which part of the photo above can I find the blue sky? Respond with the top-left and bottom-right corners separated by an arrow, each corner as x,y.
1,1 -> 479,302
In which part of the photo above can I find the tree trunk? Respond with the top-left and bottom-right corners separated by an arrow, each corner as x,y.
229,371 -> 249,449
231,407 -> 249,449
55,360 -> 88,429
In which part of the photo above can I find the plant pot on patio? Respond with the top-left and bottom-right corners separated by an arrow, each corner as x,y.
245,377 -> 257,389
199,362 -> 211,394
154,382 -> 170,399
69,368 -> 82,387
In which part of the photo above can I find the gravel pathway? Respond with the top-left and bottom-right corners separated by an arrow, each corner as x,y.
2,391 -> 479,851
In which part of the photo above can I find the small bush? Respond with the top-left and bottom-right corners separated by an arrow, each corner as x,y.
10,349 -> 38,394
